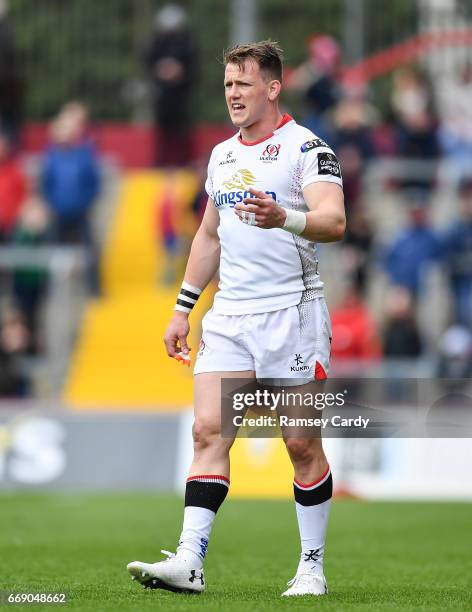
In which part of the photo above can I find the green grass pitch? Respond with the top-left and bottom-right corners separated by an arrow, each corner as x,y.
1,494 -> 471,611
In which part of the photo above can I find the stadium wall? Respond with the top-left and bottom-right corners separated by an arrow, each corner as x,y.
1,406 -> 472,500
21,123 -> 234,168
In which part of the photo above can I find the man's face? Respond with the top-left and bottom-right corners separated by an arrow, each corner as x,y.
224,60 -> 275,129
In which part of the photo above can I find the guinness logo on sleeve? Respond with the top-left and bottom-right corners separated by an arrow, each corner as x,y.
317,152 -> 341,177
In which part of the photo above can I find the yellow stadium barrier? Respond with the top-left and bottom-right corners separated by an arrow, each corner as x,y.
64,170 -> 214,410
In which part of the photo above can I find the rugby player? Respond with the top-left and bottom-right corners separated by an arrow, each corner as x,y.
128,40 -> 345,597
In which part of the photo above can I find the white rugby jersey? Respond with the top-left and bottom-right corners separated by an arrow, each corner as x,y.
205,114 -> 343,315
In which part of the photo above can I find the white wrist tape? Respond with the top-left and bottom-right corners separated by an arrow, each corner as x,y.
282,208 -> 306,235
174,281 -> 202,313
240,210 -> 258,226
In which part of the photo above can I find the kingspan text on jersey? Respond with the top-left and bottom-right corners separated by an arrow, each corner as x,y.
213,189 -> 277,208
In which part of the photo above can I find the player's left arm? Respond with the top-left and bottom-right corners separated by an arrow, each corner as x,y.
300,181 -> 345,242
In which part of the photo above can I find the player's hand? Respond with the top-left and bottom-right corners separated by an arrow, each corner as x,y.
163,311 -> 191,358
234,188 -> 287,229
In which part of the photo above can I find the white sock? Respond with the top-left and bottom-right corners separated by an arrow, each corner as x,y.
176,474 -> 230,567
177,506 -> 215,568
295,498 -> 331,573
293,467 -> 333,575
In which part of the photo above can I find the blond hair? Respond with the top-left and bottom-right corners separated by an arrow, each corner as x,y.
224,40 -> 284,82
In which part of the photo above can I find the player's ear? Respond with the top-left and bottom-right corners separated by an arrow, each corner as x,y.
268,79 -> 282,101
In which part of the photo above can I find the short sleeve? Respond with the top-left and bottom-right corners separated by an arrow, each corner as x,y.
204,149 -> 216,199
299,137 -> 343,190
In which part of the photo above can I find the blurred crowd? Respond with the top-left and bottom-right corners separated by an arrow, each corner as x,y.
1,0 -> 471,397
0,96 -> 102,396
285,34 -> 472,377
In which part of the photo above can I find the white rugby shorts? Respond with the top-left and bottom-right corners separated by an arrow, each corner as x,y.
193,297 -> 332,385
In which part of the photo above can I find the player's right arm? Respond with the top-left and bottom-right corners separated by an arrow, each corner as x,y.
163,198 -> 220,358
179,197 -> 221,292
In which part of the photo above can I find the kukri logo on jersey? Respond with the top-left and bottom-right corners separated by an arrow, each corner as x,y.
213,169 -> 277,208
218,150 -> 236,166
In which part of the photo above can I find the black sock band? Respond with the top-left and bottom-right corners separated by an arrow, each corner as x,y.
185,475 -> 229,513
293,468 -> 332,506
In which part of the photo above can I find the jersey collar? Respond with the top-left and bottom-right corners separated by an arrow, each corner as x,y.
237,113 -> 293,146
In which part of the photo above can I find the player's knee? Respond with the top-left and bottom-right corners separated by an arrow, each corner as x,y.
192,419 -> 222,451
284,438 -> 320,465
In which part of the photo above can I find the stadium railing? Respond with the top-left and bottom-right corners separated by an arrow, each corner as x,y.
0,246 -> 88,396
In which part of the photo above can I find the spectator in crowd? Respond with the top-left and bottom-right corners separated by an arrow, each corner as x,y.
0,131 -> 26,242
428,324 -> 472,433
382,286 -> 422,358
390,66 -> 439,198
383,203 -> 441,298
442,180 -> 472,327
0,307 -> 29,397
0,0 -> 23,144
0,345 -> 22,396
286,34 -> 342,141
437,63 -> 472,185
156,178 -> 180,286
41,102 -> 101,294
331,94 -> 377,211
143,4 -> 198,167
190,158 -> 208,224
11,194 -> 49,354
436,324 -> 472,380
155,172 -> 200,286
330,283 -> 382,363
341,205 -> 374,294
